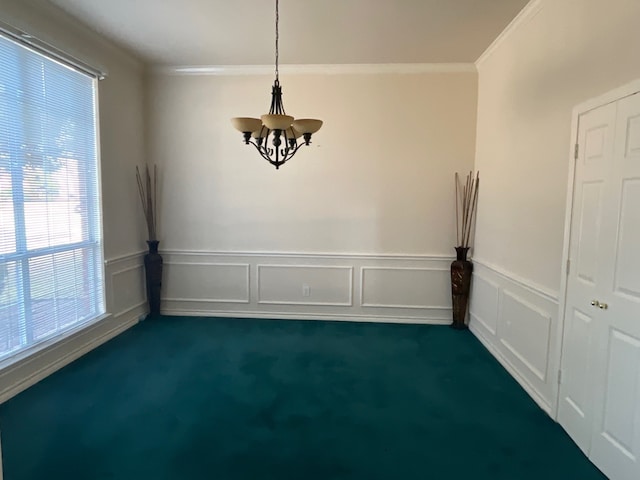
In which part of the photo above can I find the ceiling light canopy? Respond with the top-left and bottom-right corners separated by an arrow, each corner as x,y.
231,0 -> 322,170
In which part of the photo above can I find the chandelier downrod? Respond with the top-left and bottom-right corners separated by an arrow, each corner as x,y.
275,0 -> 279,81
230,0 -> 323,170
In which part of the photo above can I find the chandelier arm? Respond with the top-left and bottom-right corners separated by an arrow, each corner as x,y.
246,139 -> 270,156
246,136 -> 307,167
282,141 -> 307,160
245,139 -> 262,150
248,140 -> 279,165
280,133 -> 299,158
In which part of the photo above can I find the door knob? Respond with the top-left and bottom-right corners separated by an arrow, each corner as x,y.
598,303 -> 608,310
591,300 -> 600,307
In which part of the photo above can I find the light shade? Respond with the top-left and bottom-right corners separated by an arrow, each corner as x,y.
285,127 -> 303,139
231,117 -> 262,133
292,118 -> 323,134
261,114 -> 294,131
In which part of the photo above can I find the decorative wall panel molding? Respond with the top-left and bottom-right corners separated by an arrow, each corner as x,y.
111,264 -> 146,314
499,290 -> 552,382
469,260 -> 559,414
164,262 -> 250,304
160,251 -> 454,324
468,275 -> 499,335
257,265 -> 353,306
105,250 -> 147,318
360,267 -> 450,309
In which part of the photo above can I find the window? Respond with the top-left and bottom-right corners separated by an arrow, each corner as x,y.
0,31 -> 104,362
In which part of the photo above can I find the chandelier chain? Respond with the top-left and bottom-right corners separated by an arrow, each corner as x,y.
275,0 -> 279,81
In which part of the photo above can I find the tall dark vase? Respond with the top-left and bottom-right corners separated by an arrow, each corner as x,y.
144,240 -> 163,316
450,246 -> 473,330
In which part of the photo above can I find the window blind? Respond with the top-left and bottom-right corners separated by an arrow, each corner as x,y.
0,32 -> 104,362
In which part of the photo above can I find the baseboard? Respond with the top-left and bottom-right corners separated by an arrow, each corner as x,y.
161,308 -> 452,325
470,322 -> 552,415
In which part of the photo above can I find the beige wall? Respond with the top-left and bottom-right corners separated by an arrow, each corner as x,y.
474,0 -> 640,293
148,71 -> 478,255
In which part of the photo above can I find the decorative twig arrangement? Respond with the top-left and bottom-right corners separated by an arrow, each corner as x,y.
455,171 -> 480,248
136,164 -> 158,241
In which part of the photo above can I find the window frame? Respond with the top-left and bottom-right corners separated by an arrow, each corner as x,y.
0,23 -> 109,366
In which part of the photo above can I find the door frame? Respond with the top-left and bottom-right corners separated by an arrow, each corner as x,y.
553,78 -> 640,420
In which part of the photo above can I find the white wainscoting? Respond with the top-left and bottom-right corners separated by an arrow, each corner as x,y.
0,251 -> 146,403
160,251 -> 453,324
361,267 -> 450,309
469,259 -> 559,414
257,265 -> 353,306
164,262 -> 250,304
105,251 -> 147,320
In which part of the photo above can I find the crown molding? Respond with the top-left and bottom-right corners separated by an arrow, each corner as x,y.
153,63 -> 477,76
475,0 -> 544,67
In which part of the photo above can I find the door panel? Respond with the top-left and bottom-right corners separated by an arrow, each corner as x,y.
613,179 -> 640,299
558,307 -> 596,446
576,182 -> 604,285
584,124 -> 610,164
601,329 -> 640,454
587,92 -> 640,480
590,328 -> 640,479
623,113 -> 640,157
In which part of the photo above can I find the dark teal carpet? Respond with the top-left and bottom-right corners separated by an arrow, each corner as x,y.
0,316 -> 605,479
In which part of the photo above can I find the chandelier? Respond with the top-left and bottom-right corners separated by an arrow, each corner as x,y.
231,0 -> 323,170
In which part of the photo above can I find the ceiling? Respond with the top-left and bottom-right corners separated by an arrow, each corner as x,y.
47,0 -> 530,66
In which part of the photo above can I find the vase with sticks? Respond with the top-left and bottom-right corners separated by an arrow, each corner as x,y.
451,171 -> 479,329
136,164 -> 162,317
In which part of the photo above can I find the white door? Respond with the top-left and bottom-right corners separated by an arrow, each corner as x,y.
558,101 -> 617,454
588,92 -> 640,480
559,92 -> 640,480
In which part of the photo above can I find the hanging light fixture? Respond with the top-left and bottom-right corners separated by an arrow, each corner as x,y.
231,0 -> 323,170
